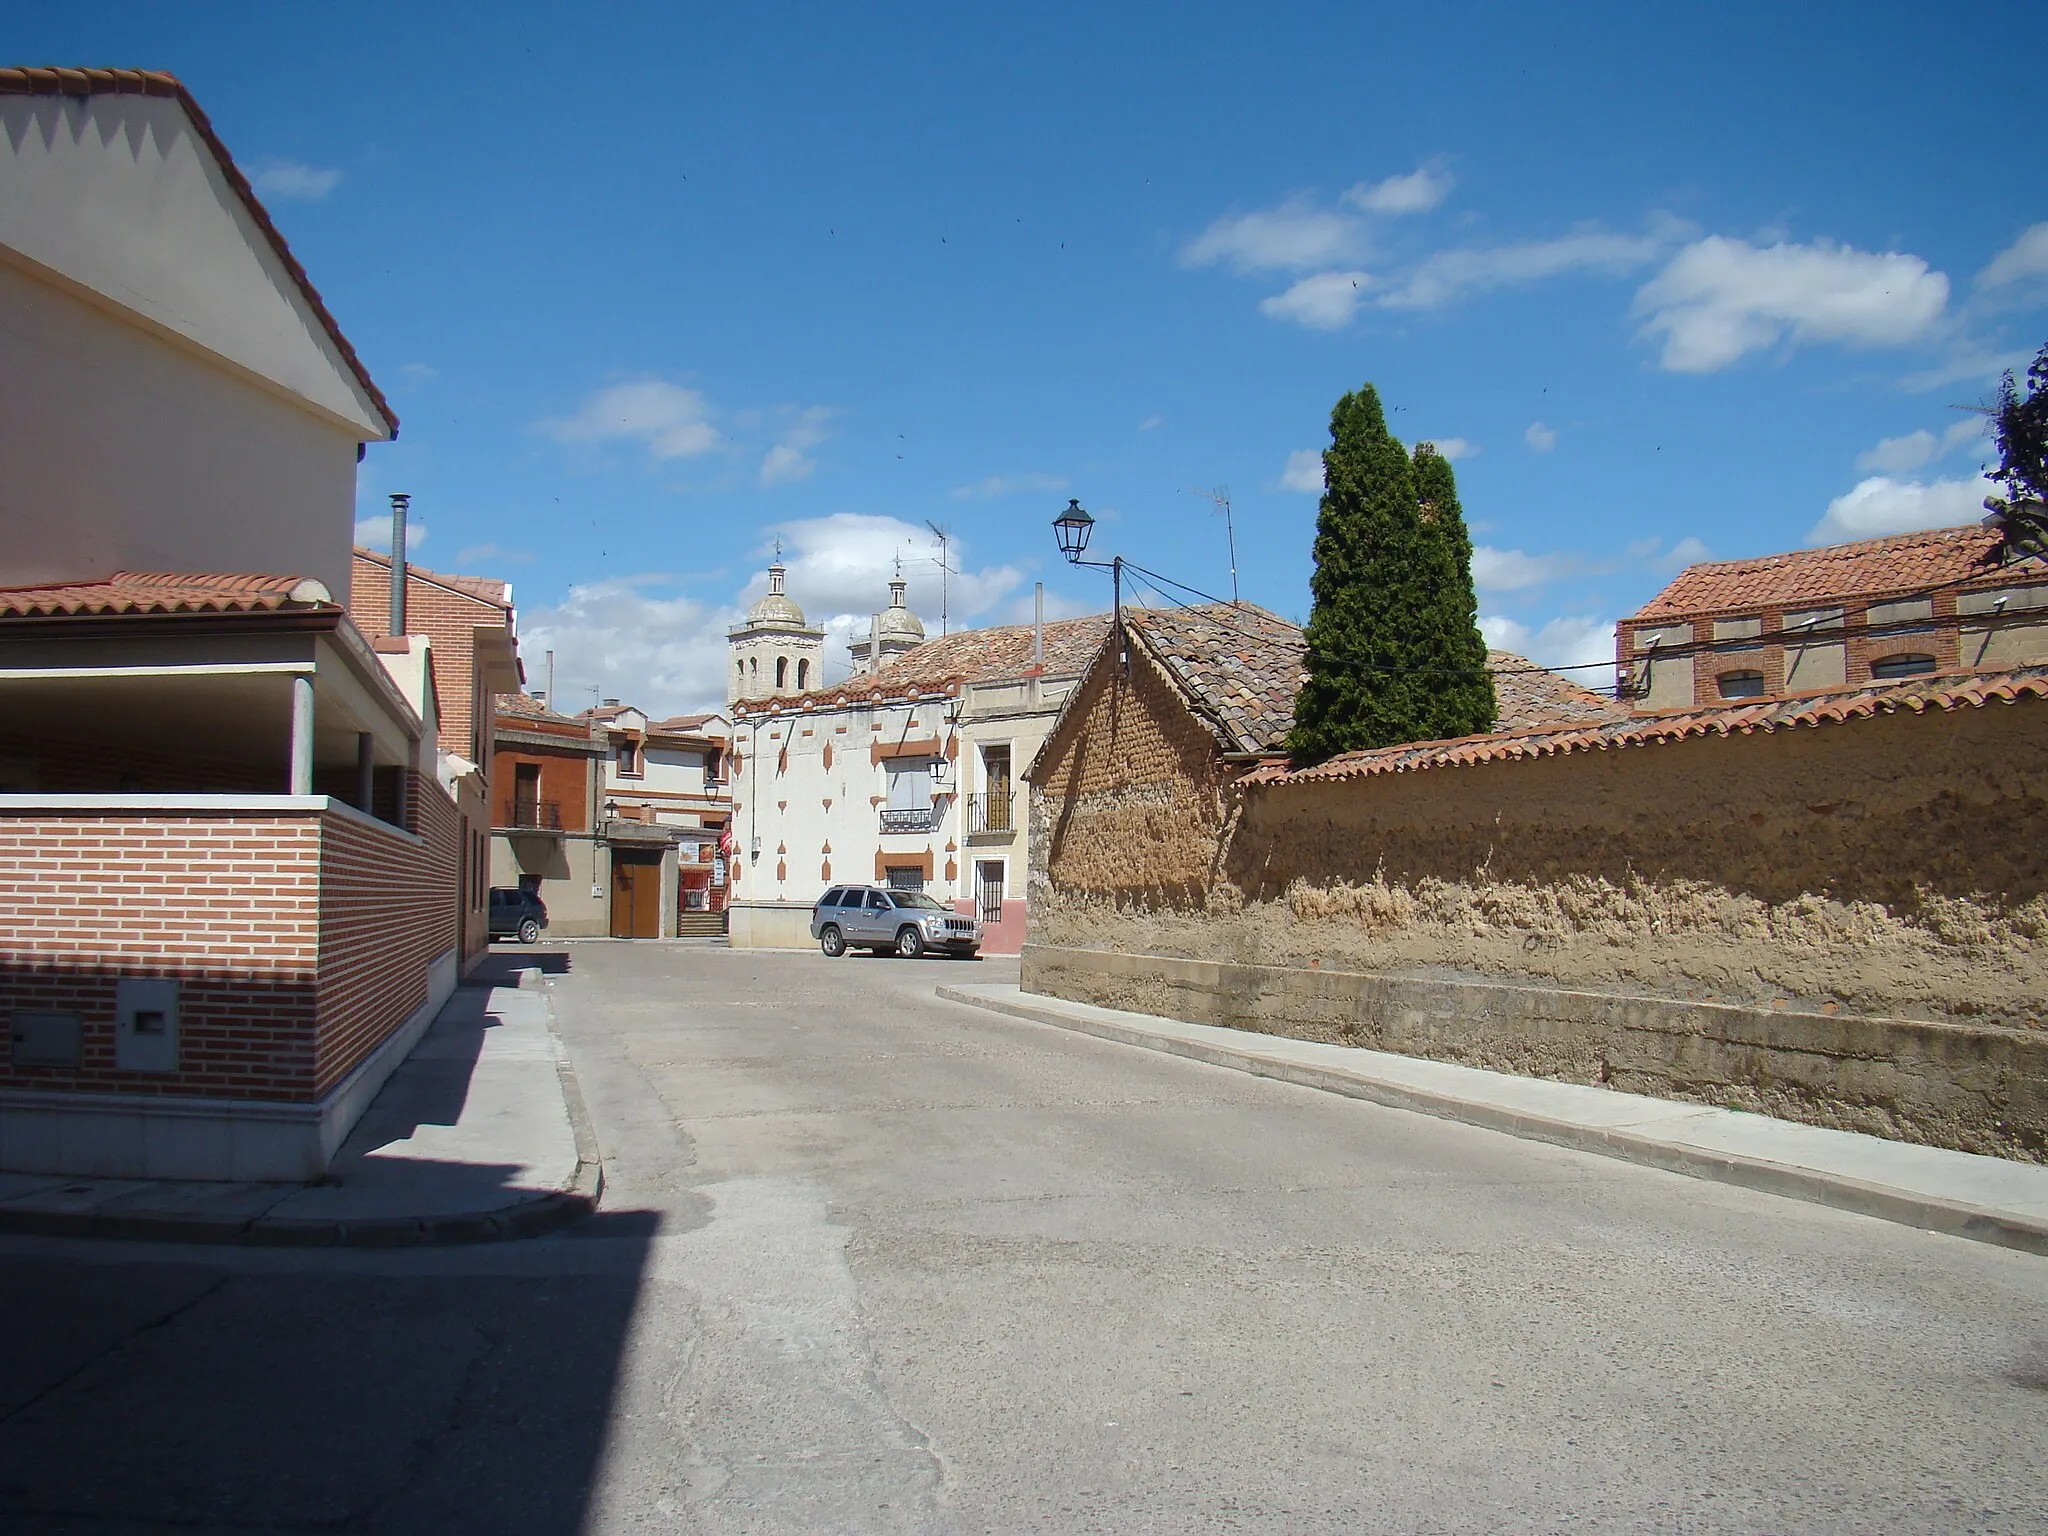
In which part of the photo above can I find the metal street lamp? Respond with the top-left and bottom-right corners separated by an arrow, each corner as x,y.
1053,499 -> 1096,562
1050,498 -> 1125,666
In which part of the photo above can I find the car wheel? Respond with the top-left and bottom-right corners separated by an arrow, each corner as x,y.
895,925 -> 926,959
517,918 -> 541,945
820,924 -> 846,957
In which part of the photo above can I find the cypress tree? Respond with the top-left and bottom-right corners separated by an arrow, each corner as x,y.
1287,385 -> 1495,764
1409,442 -> 1497,739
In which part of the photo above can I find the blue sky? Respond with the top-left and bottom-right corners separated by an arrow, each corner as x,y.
22,3 -> 2048,713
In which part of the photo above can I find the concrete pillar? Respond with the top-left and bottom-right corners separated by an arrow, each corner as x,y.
356,731 -> 375,811
290,675 -> 315,796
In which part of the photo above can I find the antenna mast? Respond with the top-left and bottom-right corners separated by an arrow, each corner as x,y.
924,520 -> 954,635
1180,485 -> 1239,605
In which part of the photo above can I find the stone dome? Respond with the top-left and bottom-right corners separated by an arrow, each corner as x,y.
745,563 -> 808,629
876,577 -> 925,642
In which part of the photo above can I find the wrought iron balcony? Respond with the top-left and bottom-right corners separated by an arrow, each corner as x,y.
879,806 -> 937,834
509,799 -> 563,830
967,790 -> 1014,835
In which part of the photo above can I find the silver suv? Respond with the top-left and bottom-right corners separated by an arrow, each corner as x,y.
811,884 -> 982,959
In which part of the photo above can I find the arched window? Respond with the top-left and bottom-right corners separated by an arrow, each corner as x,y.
736,660 -> 745,685
1716,669 -> 1766,699
797,658 -> 810,689
1871,652 -> 1937,679
749,656 -> 758,676
775,656 -> 789,688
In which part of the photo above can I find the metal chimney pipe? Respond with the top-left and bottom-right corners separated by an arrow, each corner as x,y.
1033,582 -> 1044,667
388,493 -> 410,636
545,649 -> 555,710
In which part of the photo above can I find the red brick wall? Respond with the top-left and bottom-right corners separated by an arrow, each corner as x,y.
1,782 -> 462,1105
314,781 -> 458,1094
349,551 -> 510,765
0,811 -> 321,1099
0,733 -> 280,795
492,743 -> 593,832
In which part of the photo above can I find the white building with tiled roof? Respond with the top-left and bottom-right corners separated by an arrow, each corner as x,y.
726,567 -> 1107,953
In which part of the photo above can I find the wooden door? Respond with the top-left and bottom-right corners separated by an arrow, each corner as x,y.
610,850 -> 663,938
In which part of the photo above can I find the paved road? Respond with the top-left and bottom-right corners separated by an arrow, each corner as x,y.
4,943 -> 2046,1533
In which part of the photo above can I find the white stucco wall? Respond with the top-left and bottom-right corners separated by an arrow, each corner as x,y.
0,92 -> 387,436
0,261 -> 361,595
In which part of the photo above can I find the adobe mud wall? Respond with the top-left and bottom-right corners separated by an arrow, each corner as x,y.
1022,944 -> 2048,1161
1028,642 -> 1237,907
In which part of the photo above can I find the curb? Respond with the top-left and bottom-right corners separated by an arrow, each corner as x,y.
937,985 -> 2048,1259
0,991 -> 605,1250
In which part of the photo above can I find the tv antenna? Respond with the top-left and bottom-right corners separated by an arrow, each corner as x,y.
1180,485 -> 1239,605
924,520 -> 955,634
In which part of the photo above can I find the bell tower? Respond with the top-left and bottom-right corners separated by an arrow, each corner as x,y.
728,551 -> 825,705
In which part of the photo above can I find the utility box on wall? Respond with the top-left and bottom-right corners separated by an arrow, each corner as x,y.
10,1010 -> 83,1068
114,977 -> 180,1073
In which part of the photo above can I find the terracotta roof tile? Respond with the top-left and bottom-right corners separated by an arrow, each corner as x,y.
351,548 -> 512,608
1248,665 -> 2048,787
0,570 -> 335,620
1487,650 -> 1627,729
495,693 -> 594,730
1629,524 -> 2047,623
1126,604 -> 1307,754
746,614 -> 1111,712
0,67 -> 397,436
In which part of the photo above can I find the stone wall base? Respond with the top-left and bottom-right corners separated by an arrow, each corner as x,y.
1021,944 -> 2048,1162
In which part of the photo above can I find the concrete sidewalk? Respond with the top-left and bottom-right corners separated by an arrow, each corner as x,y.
0,977 -> 602,1246
939,981 -> 2048,1257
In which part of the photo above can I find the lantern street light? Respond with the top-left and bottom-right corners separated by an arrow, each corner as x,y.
1050,498 -> 1126,666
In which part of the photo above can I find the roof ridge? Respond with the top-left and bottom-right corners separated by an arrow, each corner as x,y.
0,67 -> 397,437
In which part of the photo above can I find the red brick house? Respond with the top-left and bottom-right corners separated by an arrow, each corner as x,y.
491,697 -> 609,938
1617,525 -> 2048,711
0,70 -> 512,1180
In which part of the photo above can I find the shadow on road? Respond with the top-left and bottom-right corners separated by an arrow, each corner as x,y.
0,1213 -> 655,1535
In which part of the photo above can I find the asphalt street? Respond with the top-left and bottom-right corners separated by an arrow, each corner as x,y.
4,942 -> 2047,1533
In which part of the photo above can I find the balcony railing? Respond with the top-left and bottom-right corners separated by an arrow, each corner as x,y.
879,806 -> 937,834
967,790 -> 1014,834
510,799 -> 563,830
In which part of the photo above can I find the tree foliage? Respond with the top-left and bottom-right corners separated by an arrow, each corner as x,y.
1984,341 -> 2048,563
1288,384 -> 1497,765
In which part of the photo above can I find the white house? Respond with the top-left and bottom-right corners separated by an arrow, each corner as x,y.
726,567 -> 1105,953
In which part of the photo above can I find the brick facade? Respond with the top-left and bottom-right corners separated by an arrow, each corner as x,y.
349,550 -> 512,765
0,781 -> 459,1106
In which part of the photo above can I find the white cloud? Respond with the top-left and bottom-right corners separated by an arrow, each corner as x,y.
1976,222 -> 2048,300
1809,471 -> 1995,544
1660,536 -> 1711,569
249,158 -> 342,202
949,473 -> 1068,501
397,361 -> 437,384
1899,348 -> 2033,393
1377,223 -> 1679,310
1854,417 -> 1989,474
1260,270 -> 1371,329
521,578 -> 731,719
762,513 -> 1025,625
1280,449 -> 1324,494
541,380 -> 720,460
1138,414 -> 1165,432
1635,236 -> 1950,372
1525,421 -> 1556,452
1417,436 -> 1477,461
1343,166 -> 1452,216
760,445 -> 814,485
1481,613 -> 1617,687
353,516 -> 426,553
1472,546 -> 1585,592
1181,196 -> 1365,273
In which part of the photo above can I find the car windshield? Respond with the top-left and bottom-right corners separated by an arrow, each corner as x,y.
890,892 -> 946,910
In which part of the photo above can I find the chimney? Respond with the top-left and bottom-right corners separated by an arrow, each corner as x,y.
1033,582 -> 1044,667
387,493 -> 410,636
545,649 -> 555,711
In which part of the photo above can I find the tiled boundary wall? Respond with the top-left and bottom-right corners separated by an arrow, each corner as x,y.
0,782 -> 459,1177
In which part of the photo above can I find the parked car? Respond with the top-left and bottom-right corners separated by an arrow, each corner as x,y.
488,886 -> 549,945
811,884 -> 981,959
